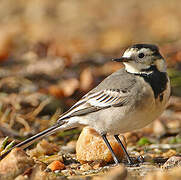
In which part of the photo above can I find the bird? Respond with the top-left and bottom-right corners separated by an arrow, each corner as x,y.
0,44 -> 170,165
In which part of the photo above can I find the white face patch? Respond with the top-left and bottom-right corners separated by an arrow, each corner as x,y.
123,62 -> 149,74
123,62 -> 139,73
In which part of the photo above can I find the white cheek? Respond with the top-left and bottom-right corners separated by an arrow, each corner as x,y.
124,62 -> 150,74
123,62 -> 140,73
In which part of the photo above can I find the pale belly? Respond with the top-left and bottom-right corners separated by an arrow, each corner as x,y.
79,80 -> 170,135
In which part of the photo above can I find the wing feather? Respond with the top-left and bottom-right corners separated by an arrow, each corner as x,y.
58,89 -> 129,121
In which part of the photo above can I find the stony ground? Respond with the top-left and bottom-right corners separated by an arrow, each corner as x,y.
0,0 -> 180,179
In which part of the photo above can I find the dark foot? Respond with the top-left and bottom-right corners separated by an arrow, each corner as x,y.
114,135 -> 145,166
137,155 -> 144,163
122,156 -> 144,167
125,158 -> 139,167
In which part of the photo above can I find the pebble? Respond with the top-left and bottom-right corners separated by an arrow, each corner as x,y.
47,160 -> 65,171
80,163 -> 93,171
76,127 -> 126,164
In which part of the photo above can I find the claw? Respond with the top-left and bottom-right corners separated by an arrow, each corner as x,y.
137,155 -> 144,163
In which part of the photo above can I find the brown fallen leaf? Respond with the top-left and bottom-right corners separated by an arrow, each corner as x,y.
27,139 -> 59,158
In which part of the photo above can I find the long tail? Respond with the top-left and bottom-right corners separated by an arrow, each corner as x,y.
0,121 -> 71,160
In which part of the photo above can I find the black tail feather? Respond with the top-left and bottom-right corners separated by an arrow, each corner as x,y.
0,122 -> 64,160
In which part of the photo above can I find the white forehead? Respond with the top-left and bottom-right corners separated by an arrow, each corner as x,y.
122,48 -> 151,58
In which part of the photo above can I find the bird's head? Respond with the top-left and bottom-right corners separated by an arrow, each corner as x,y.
113,44 -> 166,74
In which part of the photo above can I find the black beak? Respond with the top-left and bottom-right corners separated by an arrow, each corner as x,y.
112,57 -> 131,62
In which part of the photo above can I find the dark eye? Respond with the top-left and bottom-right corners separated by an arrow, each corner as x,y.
138,53 -> 145,58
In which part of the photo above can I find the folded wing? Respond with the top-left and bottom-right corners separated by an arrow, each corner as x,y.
58,89 -> 129,121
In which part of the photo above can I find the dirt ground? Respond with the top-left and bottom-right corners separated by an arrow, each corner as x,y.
0,0 -> 180,179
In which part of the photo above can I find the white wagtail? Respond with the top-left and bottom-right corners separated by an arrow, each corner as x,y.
0,44 -> 170,165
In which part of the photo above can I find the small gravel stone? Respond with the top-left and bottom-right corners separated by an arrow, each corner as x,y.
47,160 -> 65,171
80,163 -> 93,171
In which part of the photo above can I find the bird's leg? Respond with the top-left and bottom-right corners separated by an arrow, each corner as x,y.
114,135 -> 133,165
101,134 -> 120,164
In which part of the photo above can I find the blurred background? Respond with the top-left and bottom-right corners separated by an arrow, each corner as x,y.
0,0 -> 180,145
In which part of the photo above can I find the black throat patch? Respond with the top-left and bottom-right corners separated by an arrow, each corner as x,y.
134,66 -> 168,99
